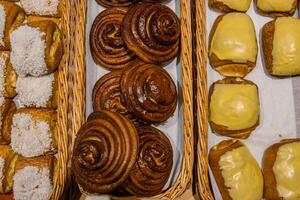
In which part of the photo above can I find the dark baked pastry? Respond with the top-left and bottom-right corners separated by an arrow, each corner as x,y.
72,111 -> 139,194
90,8 -> 136,70
123,125 -> 173,196
122,3 -> 180,64
120,63 -> 177,123
0,99 -> 16,144
95,0 -> 138,8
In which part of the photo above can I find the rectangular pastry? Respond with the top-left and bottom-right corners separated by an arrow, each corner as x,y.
209,140 -> 264,200
20,0 -> 61,17
263,139 -> 300,200
0,98 -> 16,144
256,0 -> 297,17
209,12 -> 258,77
10,108 -> 57,157
0,52 -> 17,98
209,77 -> 260,138
209,0 -> 251,12
262,17 -> 300,76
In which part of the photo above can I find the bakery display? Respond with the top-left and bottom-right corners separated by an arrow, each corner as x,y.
256,0 -> 297,17
122,3 -> 180,64
0,2 -> 25,51
209,12 -> 258,77
0,52 -> 17,98
209,140 -> 264,200
72,110 -> 139,194
209,0 -> 251,12
16,73 -> 58,109
10,21 -> 63,77
90,8 -> 136,70
20,0 -> 61,16
0,98 -> 16,145
10,108 -> 57,157
262,17 -> 300,76
209,78 -> 260,138
263,139 -> 300,200
123,125 -> 173,196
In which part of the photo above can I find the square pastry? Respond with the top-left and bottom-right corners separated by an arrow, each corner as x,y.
262,17 -> 300,76
256,0 -> 297,17
20,0 -> 61,17
209,13 -> 258,77
209,0 -> 252,12
209,78 -> 260,138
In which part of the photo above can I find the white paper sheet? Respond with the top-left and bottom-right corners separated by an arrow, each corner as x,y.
206,3 -> 298,200
85,0 -> 183,198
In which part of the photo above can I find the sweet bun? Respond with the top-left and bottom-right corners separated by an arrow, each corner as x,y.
256,0 -> 297,17
0,98 -> 16,144
209,77 -> 260,138
209,12 -> 257,77
0,52 -> 17,98
20,0 -> 61,17
0,145 -> 17,193
209,0 -> 251,12
95,0 -> 138,7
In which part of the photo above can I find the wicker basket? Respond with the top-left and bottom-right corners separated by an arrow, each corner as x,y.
68,0 -> 194,199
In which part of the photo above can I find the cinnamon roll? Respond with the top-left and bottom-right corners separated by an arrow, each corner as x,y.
72,110 -> 139,194
95,0 -> 138,8
122,3 -> 180,64
0,98 -> 16,144
123,125 -> 173,196
90,8 -> 136,70
121,63 -> 177,123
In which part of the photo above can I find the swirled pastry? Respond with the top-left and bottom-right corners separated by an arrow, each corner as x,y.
72,110 -> 139,194
0,2 -> 25,50
123,125 -> 173,196
90,8 -> 136,70
209,78 -> 260,138
256,0 -> 297,17
121,63 -> 177,123
95,0 -> 138,8
10,108 -> 57,157
0,52 -> 17,98
263,139 -> 300,200
10,21 -> 63,77
20,0 -> 61,16
0,98 -> 16,144
122,3 -> 180,64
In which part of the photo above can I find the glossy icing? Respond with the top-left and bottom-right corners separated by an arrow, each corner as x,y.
273,142 -> 300,200
210,13 -> 257,63
210,84 -> 259,130
216,0 -> 251,11
219,146 -> 263,200
272,17 -> 300,75
257,0 -> 294,12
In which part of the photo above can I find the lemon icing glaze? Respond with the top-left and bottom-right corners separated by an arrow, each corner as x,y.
257,0 -> 294,12
216,0 -> 251,11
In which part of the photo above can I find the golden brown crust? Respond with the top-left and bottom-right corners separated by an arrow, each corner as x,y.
2,52 -> 17,98
27,16 -> 61,28
261,20 -> 275,76
255,0 -> 297,17
0,99 -> 16,144
0,2 -> 26,50
263,138 -> 300,200
95,0 -> 138,8
209,140 -> 244,200
209,14 -> 256,78
208,78 -> 260,138
0,145 -> 17,193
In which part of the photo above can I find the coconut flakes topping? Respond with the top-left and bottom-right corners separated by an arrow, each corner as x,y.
0,5 -> 5,46
11,113 -> 52,157
16,74 -> 54,108
13,166 -> 52,200
10,25 -> 47,77
20,0 -> 59,16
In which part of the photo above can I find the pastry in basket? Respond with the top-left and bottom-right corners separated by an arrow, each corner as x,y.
209,140 -> 263,200
209,78 -> 260,138
209,12 -> 258,77
122,3 -> 180,65
0,52 -> 17,98
209,0 -> 251,12
96,0 -> 138,7
263,139 -> 300,200
256,0 -> 297,17
13,155 -> 53,200
0,145 -> 17,193
10,108 -> 57,157
10,21 -> 63,77
0,2 -> 25,51
0,98 -> 17,144
90,8 -> 136,70
20,0 -> 61,16
121,63 -> 177,124
262,17 -> 300,76
16,73 -> 58,109
123,125 -> 173,196
72,111 -> 138,194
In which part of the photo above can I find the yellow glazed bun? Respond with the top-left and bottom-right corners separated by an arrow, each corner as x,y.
209,0 -> 251,12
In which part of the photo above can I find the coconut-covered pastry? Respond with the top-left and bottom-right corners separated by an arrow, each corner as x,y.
0,2 -> 25,50
209,140 -> 264,200
10,21 -> 63,77
256,0 -> 297,17
209,78 -> 260,138
209,0 -> 252,12
10,108 -> 57,157
263,139 -> 300,200
209,12 -> 258,77
262,17 -> 300,76
0,98 -> 16,144
20,0 -> 61,16
16,73 -> 58,109
0,52 -> 17,98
